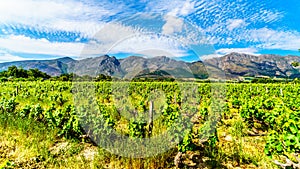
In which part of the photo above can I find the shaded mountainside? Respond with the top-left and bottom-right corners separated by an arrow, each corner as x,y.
0,57 -> 75,76
69,55 -> 124,77
1,53 -> 300,79
204,52 -> 300,78
119,56 -> 198,79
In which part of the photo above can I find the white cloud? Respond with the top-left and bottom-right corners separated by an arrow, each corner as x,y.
146,0 -> 195,16
0,0 -> 115,22
216,48 -> 259,55
200,54 -> 222,60
173,0 -> 286,46
83,32 -> 189,58
162,15 -> 184,35
248,28 -> 277,42
0,35 -> 85,56
250,10 -> 284,23
160,0 -> 195,35
77,22 -> 190,58
248,28 -> 300,51
0,21 -> 191,59
0,0 -> 294,61
0,0 -> 118,39
93,23 -> 137,44
203,22 -> 300,51
180,0 -> 196,16
0,53 -> 33,63
0,0 -> 195,59
50,20 -> 105,39
226,19 -> 247,31
200,47 -> 259,60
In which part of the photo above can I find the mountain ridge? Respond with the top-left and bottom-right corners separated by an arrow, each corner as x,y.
1,53 -> 300,79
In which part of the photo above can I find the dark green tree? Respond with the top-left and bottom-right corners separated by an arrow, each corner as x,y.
7,65 -> 18,77
28,68 -> 50,78
94,74 -> 112,81
0,66 -> 51,80
291,61 -> 300,67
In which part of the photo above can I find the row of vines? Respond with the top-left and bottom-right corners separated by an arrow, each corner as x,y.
0,81 -> 299,168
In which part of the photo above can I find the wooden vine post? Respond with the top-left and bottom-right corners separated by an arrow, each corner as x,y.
14,85 -> 20,97
147,100 -> 153,137
16,85 -> 19,95
174,152 -> 183,168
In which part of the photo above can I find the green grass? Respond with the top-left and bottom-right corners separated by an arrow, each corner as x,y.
0,117 -> 277,169
0,112 -> 177,169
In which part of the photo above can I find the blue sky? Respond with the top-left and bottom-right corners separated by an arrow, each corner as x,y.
0,0 -> 300,62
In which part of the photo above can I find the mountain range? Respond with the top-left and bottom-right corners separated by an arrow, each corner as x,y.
1,52 -> 300,79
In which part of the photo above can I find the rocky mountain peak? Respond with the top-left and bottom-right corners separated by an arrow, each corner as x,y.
1,53 -> 300,79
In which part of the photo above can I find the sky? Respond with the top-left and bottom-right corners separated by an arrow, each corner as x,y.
0,0 -> 300,62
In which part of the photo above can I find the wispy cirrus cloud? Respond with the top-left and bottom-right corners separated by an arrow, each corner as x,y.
0,52 -> 33,63
0,35 -> 85,56
248,28 -> 300,51
0,25 -> 190,59
148,0 -> 196,35
0,0 -> 117,23
162,15 -> 184,35
216,47 -> 258,55
82,23 -> 191,58
249,10 -> 284,24
226,19 -> 248,31
183,0 -> 286,48
162,1 -> 194,35
200,54 -> 222,60
0,0 -> 299,62
0,0 -> 195,59
0,0 -> 119,39
200,47 -> 259,60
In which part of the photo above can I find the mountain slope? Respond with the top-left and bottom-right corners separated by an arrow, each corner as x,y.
0,57 -> 75,76
1,53 -> 300,79
204,52 -> 300,78
120,56 -> 199,79
69,55 -> 124,77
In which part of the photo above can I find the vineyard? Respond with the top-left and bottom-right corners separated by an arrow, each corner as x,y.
0,81 -> 299,168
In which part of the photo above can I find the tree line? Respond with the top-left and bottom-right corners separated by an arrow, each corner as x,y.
0,66 -> 50,81
2,65 -> 300,83
0,66 -> 112,82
